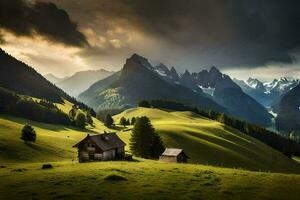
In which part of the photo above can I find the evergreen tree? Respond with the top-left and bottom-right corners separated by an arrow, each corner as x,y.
130,116 -> 165,159
21,124 -> 36,142
151,133 -> 165,158
76,113 -> 86,128
69,105 -> 78,121
120,117 -> 127,127
105,114 -> 114,127
86,113 -> 93,125
131,117 -> 136,125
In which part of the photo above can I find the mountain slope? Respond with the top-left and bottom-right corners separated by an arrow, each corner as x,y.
155,65 -> 272,126
79,54 -> 224,112
0,49 -> 85,106
194,67 -> 271,126
114,107 -> 300,172
0,49 -> 92,112
44,73 -> 67,84
276,84 -> 300,133
56,69 -> 114,97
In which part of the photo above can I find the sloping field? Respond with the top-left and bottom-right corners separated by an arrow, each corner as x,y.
114,108 -> 300,173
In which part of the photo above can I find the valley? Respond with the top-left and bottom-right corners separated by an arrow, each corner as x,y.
1,1 -> 300,199
0,48 -> 300,200
1,106 -> 300,199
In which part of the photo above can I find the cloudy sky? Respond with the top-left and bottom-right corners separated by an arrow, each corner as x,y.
0,0 -> 300,81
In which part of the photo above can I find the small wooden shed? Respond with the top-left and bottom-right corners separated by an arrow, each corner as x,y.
159,148 -> 189,163
73,132 -> 126,163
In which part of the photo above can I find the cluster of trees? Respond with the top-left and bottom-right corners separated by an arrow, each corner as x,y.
96,108 -> 124,122
98,113 -> 137,128
139,99 -> 300,157
120,117 -> 136,127
0,87 -> 94,129
69,105 -> 94,129
97,108 -> 137,128
138,100 -> 189,111
130,116 -> 165,159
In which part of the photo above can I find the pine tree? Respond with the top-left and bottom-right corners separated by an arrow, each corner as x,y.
69,105 -> 78,121
86,113 -> 93,125
131,117 -> 136,125
21,124 -> 36,142
75,113 -> 86,128
105,114 -> 114,127
130,116 -> 165,159
120,117 -> 127,127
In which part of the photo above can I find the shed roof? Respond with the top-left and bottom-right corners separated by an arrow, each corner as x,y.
161,148 -> 185,157
73,132 -> 126,151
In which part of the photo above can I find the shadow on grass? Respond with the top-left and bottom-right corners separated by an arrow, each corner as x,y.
2,115 -> 68,132
2,114 -> 101,134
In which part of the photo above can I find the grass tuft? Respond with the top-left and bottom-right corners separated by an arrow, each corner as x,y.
41,164 -> 53,169
104,174 -> 127,181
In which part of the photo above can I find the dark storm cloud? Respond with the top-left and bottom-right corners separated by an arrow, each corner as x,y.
59,0 -> 299,67
122,0 -> 300,66
0,0 -> 88,47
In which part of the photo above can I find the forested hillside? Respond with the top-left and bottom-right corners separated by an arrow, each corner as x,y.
0,49 -> 90,111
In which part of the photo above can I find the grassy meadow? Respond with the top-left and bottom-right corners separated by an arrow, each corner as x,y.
115,108 -> 300,173
0,104 -> 300,199
1,161 -> 300,200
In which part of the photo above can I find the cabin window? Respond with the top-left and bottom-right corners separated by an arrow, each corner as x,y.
86,143 -> 95,148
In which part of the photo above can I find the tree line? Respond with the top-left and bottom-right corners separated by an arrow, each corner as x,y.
0,87 -> 93,129
138,99 -> 300,157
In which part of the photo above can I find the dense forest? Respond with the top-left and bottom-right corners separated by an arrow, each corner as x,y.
139,100 -> 300,157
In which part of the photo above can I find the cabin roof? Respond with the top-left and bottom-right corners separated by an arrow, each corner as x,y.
73,132 -> 126,151
161,148 -> 185,157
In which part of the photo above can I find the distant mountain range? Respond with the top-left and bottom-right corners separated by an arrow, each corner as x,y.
79,54 -> 225,113
45,70 -> 114,97
234,77 -> 299,110
0,48 -> 90,110
44,73 -> 68,84
152,64 -> 272,126
79,54 -> 271,126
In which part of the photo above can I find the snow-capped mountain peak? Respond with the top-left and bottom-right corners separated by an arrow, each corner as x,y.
235,76 -> 300,108
246,78 -> 264,91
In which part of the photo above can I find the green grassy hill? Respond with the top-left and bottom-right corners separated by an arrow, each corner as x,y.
1,106 -> 300,199
114,107 -> 300,173
0,100 -> 110,163
0,115 -> 110,163
0,105 -> 299,173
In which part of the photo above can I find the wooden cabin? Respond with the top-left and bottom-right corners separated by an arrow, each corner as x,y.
73,132 -> 126,163
159,148 -> 189,163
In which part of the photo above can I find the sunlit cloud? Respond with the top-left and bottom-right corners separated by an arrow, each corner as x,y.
1,0 -> 300,80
